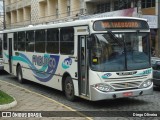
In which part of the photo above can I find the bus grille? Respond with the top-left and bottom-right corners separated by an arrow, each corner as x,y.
110,81 -> 142,90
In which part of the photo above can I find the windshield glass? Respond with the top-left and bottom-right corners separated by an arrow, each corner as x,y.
90,32 -> 150,72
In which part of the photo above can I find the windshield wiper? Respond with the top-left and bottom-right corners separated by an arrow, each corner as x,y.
108,31 -> 127,69
107,31 -> 124,47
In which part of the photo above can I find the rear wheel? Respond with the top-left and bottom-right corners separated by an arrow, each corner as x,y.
64,76 -> 75,101
17,66 -> 25,83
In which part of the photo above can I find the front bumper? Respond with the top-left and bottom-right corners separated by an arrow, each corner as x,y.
90,83 -> 153,101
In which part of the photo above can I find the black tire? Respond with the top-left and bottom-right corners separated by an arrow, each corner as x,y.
17,66 -> 24,83
64,76 -> 75,101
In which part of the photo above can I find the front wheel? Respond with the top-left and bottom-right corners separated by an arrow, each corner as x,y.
64,76 -> 75,101
17,66 -> 25,83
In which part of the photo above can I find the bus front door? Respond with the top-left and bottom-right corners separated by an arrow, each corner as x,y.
78,36 -> 89,97
8,34 -> 13,74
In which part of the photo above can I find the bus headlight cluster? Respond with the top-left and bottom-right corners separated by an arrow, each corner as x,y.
93,83 -> 114,92
140,79 -> 152,88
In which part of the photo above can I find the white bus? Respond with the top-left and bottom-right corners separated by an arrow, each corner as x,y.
2,17 -> 153,101
0,31 -> 3,70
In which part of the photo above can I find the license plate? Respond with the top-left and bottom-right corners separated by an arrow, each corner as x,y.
123,92 -> 133,97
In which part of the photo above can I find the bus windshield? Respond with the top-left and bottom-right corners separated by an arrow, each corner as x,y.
90,32 -> 150,72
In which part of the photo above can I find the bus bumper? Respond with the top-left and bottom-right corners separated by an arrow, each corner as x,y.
90,83 -> 153,101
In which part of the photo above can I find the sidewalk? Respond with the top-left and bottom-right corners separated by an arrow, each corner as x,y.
0,80 -> 91,120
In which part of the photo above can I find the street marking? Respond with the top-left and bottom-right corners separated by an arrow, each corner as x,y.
0,80 -> 93,120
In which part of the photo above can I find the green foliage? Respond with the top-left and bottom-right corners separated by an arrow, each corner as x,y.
0,90 -> 14,105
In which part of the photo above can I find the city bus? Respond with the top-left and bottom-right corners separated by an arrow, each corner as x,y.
2,17 -> 153,101
0,31 -> 3,70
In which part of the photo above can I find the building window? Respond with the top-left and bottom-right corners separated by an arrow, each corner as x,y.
46,28 -> 59,54
14,33 -> 17,50
35,30 -> 45,53
60,27 -> 74,55
142,0 -> 155,8
133,0 -> 137,7
114,0 -> 131,10
3,33 -> 7,50
67,6 -> 70,16
56,8 -> 59,18
18,32 -> 25,51
97,2 -> 110,13
26,31 -> 35,52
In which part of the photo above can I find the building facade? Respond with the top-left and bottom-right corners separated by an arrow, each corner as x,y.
4,0 -> 159,56
5,0 -> 81,27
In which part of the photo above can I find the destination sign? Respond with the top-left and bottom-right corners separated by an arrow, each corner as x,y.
93,19 -> 149,31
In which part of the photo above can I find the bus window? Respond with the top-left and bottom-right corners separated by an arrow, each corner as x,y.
0,38 -> 2,58
3,33 -> 7,50
14,32 -> 18,50
47,28 -> 59,54
26,31 -> 35,52
60,27 -> 74,55
35,30 -> 45,53
18,32 -> 25,51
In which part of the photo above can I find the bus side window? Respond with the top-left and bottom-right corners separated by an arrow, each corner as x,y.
18,32 -> 25,51
3,33 -> 7,50
60,27 -> 74,55
26,31 -> 35,52
35,30 -> 45,53
46,28 -> 59,54
14,32 -> 18,51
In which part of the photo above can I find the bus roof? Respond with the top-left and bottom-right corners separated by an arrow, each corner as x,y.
3,17 -> 147,33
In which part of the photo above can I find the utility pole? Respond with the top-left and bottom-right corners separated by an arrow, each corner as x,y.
137,0 -> 142,18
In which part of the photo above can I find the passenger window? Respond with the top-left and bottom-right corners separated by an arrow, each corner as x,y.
18,32 -> 25,51
3,33 -> 7,50
26,31 -> 35,52
35,30 -> 45,53
60,27 -> 74,55
14,33 -> 18,50
0,38 -> 2,57
47,29 -> 59,54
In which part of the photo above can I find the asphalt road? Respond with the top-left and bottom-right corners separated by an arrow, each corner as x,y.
0,70 -> 160,120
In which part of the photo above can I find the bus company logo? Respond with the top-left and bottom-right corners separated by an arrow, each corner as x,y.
32,55 -> 57,69
102,73 -> 112,79
62,58 -> 72,69
4,52 -> 60,82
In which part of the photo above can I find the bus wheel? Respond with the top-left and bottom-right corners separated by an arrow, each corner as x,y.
17,66 -> 24,83
64,76 -> 75,101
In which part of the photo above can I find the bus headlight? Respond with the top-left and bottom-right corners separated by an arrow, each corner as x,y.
140,79 -> 152,88
93,83 -> 114,92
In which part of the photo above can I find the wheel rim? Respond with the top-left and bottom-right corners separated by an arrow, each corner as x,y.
66,82 -> 73,96
18,70 -> 22,81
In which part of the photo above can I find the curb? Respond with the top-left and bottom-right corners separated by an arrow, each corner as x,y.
0,97 -> 17,111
